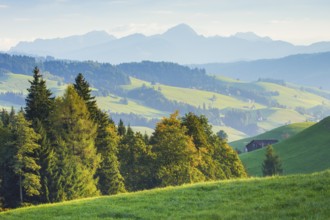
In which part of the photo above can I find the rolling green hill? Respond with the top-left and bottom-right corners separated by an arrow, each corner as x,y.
230,122 -> 315,152
240,116 -> 330,176
1,170 -> 329,219
1,54 -> 330,141
1,72 -> 329,142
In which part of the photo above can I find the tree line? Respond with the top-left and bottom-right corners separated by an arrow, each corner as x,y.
0,67 -> 246,209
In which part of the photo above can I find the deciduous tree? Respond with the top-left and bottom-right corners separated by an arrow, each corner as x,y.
151,112 -> 204,187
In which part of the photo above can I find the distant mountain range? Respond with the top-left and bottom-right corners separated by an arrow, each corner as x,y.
194,52 -> 330,90
9,24 -> 330,64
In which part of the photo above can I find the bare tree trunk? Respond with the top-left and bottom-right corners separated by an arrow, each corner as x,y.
19,175 -> 23,205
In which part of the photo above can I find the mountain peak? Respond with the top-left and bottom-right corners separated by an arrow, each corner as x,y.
162,24 -> 198,38
233,32 -> 271,42
84,30 -> 115,38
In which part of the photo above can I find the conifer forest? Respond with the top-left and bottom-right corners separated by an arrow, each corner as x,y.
0,67 -> 246,208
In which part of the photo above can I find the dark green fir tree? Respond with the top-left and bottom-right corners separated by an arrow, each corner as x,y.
262,145 -> 283,176
74,73 -> 98,120
25,66 -> 54,127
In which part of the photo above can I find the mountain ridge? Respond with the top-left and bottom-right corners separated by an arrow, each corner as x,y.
9,24 -> 330,64
195,51 -> 330,89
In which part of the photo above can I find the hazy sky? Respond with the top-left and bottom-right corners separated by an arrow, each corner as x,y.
1,0 -> 330,50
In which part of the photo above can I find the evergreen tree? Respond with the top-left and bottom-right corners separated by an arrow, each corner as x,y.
262,145 -> 283,176
1,108 -> 15,127
33,119 -> 56,203
49,85 -> 100,201
11,112 -> 41,205
117,119 -> 126,136
74,73 -> 125,195
25,66 -> 54,126
216,130 -> 228,142
0,117 -> 16,207
95,110 -> 126,195
118,128 -> 154,191
74,73 -> 98,120
25,67 -> 54,203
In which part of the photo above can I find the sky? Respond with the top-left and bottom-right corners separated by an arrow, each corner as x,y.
1,0 -> 330,51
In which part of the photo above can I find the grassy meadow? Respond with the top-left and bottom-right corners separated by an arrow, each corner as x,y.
240,116 -> 330,176
1,170 -> 329,219
230,121 -> 314,152
1,73 -> 330,142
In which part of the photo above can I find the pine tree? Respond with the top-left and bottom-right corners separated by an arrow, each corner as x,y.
262,145 -> 283,176
25,66 -> 54,126
11,112 -> 41,205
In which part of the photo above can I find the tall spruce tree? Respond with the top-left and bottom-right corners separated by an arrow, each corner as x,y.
95,111 -> 126,195
25,66 -> 54,126
262,145 -> 283,176
50,85 -> 100,201
24,67 -> 54,203
74,73 -> 125,195
74,73 -> 98,120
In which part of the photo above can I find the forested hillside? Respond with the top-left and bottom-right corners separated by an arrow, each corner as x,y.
0,68 -> 246,209
1,53 -> 330,139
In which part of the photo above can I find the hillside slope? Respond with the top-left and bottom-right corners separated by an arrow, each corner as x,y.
230,122 -> 315,152
1,170 -> 329,219
198,52 -> 330,90
240,116 -> 330,176
1,53 -> 330,140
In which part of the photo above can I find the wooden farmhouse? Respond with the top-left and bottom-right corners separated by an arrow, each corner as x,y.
245,140 -> 278,152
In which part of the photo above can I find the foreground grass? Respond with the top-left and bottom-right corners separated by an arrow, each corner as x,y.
1,170 -> 329,220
